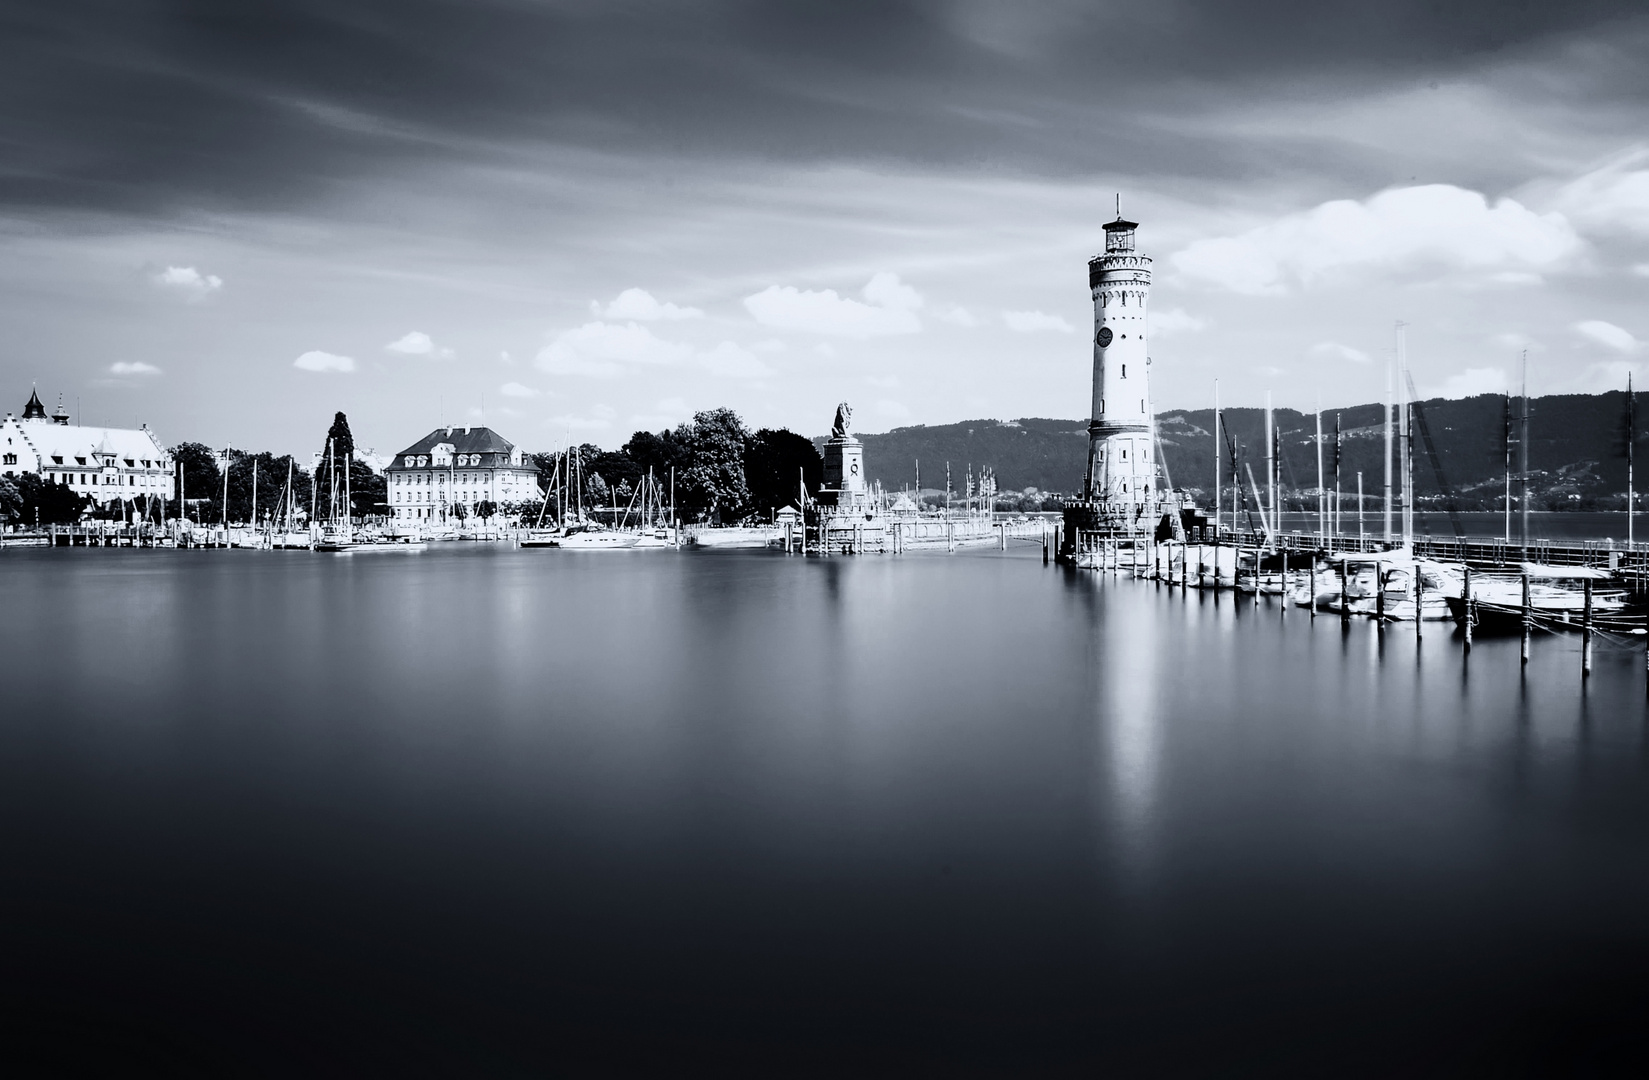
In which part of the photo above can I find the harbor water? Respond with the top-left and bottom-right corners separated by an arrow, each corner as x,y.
3,545 -> 1648,1073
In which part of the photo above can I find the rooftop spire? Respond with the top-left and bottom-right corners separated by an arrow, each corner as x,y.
22,387 -> 46,420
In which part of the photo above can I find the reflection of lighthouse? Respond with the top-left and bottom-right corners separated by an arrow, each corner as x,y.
1084,211 -> 1155,528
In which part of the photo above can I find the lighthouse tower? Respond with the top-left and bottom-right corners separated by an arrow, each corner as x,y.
1082,210 -> 1156,532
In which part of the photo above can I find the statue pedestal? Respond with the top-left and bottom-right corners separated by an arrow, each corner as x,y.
820,436 -> 866,510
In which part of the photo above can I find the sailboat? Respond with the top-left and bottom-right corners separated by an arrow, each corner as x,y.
1444,564 -> 1629,632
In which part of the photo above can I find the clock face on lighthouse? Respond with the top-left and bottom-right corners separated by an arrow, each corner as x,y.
1097,327 -> 1113,347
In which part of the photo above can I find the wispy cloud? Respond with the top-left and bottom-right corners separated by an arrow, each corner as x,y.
1433,366 -> 1508,398
1002,310 -> 1073,333
698,341 -> 773,379
154,265 -> 222,299
293,350 -> 355,373
744,272 -> 922,338
499,381 -> 540,398
593,288 -> 703,321
1574,319 -> 1639,353
535,322 -> 692,377
1310,341 -> 1370,364
1173,184 -> 1582,295
385,330 -> 454,359
1151,307 -> 1205,337
109,361 -> 161,376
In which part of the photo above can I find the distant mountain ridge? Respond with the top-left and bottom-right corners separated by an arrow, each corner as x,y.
821,392 -> 1642,510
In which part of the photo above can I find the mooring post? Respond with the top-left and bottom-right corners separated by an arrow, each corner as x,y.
1462,566 -> 1473,654
1332,560 -> 1345,629
1377,565 -> 1386,629
1521,570 -> 1532,666
1583,577 -> 1594,678
1415,562 -> 1424,642
1309,558 -> 1317,620
1280,549 -> 1289,617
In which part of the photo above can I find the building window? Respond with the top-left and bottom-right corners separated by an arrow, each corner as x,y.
2,453 -> 13,465
1121,364 -> 1126,378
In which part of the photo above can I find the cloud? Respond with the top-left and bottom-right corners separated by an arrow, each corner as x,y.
535,321 -> 692,377
1570,359 -> 1649,395
1310,341 -> 1371,364
499,381 -> 540,398
109,361 -> 161,376
1433,367 -> 1508,398
933,304 -> 978,327
865,374 -> 901,388
385,330 -> 454,359
698,340 -> 772,379
1574,319 -> 1639,353
154,265 -> 222,298
1552,149 -> 1649,237
293,350 -> 355,373
1491,331 -> 1542,352
1172,184 -> 1583,295
629,397 -> 692,431
751,338 -> 787,353
743,272 -> 922,338
877,399 -> 912,420
1635,264 -> 1649,278
593,288 -> 704,321
1002,310 -> 1073,333
546,405 -> 615,431
1151,307 -> 1205,337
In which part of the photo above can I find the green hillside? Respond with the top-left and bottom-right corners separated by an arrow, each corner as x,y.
828,392 -> 1642,511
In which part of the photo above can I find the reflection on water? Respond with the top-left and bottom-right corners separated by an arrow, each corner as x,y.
2,545 -> 1648,1073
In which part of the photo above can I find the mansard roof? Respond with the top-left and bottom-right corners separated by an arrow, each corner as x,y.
6,421 -> 169,467
391,426 -> 516,461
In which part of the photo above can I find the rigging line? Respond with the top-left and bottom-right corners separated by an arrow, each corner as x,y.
1404,372 -> 1465,539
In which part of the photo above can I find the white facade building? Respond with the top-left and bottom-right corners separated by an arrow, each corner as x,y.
1,390 -> 174,506
1083,213 -> 1156,530
387,425 -> 539,523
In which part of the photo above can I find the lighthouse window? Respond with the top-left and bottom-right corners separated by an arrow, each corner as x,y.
1121,364 -> 1126,378
1121,449 -> 1127,460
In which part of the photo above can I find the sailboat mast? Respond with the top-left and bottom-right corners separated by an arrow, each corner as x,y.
251,458 -> 258,529
1265,392 -> 1275,543
1213,379 -> 1221,536
1520,350 -> 1530,558
1629,373 -> 1636,550
1333,413 -> 1343,538
1503,393 -> 1512,543
327,438 -> 335,524
1315,399 -> 1324,538
1396,322 -> 1410,546
1383,352 -> 1393,543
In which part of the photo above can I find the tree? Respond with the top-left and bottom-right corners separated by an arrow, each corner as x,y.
170,442 -> 222,522
14,473 -> 91,525
224,451 -> 311,524
476,500 -> 498,521
745,427 -> 823,515
0,476 -> 23,525
677,408 -> 750,522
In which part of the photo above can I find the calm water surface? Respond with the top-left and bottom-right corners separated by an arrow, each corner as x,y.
3,545 -> 1648,1074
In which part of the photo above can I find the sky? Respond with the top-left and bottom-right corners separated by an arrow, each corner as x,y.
2,0 -> 1647,460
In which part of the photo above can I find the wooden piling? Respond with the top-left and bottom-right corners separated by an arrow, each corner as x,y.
1280,550 -> 1288,617
1582,577 -> 1594,678
1340,559 -> 1350,625
1376,566 -> 1386,628
1415,562 -> 1423,642
1309,558 -> 1317,620
1520,571 -> 1532,666
1462,566 -> 1473,654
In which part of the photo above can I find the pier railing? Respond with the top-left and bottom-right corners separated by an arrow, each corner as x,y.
1236,530 -> 1649,575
